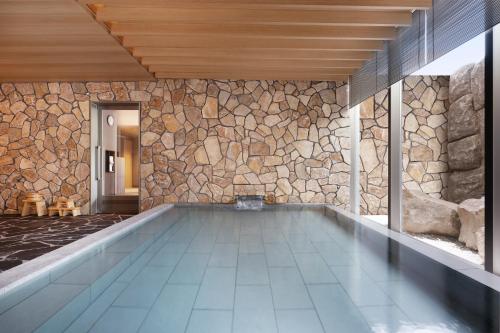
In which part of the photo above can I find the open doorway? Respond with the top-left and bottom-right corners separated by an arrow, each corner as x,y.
91,103 -> 140,214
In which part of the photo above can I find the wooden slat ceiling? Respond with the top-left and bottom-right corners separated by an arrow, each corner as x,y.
0,0 -> 152,82
79,0 -> 431,81
1,0 -> 432,82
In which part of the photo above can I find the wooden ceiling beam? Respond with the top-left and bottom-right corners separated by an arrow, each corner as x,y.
110,23 -> 396,40
81,0 -> 432,11
0,64 -> 150,76
132,48 -> 375,60
122,36 -> 384,50
0,16 -> 105,35
0,54 -> 138,65
96,7 -> 412,27
154,72 -> 349,81
0,1 -> 84,15
141,57 -> 365,68
149,65 -> 354,75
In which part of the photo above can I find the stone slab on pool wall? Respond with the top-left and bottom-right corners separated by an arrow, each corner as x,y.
0,80 -> 350,214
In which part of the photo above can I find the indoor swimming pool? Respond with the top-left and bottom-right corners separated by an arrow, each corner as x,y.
0,206 -> 498,333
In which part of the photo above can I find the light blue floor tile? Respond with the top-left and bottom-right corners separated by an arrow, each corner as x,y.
106,232 -> 153,254
216,226 -> 240,243
209,243 -> 238,267
269,267 -> 313,309
330,266 -> 393,306
236,254 -> 269,285
168,253 -> 210,284
114,266 -> 173,308
240,220 -> 261,236
135,218 -> 174,235
377,279 -> 474,330
88,307 -> 148,333
64,282 -> 127,333
276,309 -> 325,333
117,251 -> 156,283
186,310 -> 232,333
239,234 -> 264,254
286,234 -> 317,253
195,268 -> 236,310
234,285 -> 277,333
308,284 -> 371,333
262,229 -> 286,243
264,243 -> 296,267
360,305 -> 416,333
148,243 -> 187,267
187,234 -> 217,254
35,287 -> 91,333
56,252 -> 128,286
168,223 -> 202,243
313,242 -> 353,266
0,272 -> 50,315
304,226 -> 333,242
0,283 -> 88,333
358,251 -> 402,282
139,284 -> 198,333
294,253 -> 337,284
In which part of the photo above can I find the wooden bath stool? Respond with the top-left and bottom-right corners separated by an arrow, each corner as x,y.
21,193 -> 47,217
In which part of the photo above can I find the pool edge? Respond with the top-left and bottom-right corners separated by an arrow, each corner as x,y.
325,205 -> 500,293
0,204 -> 174,297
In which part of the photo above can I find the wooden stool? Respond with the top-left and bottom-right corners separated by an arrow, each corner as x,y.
21,193 -> 47,217
48,198 -> 81,217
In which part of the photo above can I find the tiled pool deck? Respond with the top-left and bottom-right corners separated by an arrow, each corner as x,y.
0,206 -> 498,332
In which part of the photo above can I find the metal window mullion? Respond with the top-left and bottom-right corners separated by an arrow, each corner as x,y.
486,27 -> 500,274
350,104 -> 360,216
388,81 -> 403,232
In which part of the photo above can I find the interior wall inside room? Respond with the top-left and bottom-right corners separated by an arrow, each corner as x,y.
101,109 -> 117,196
120,135 -> 134,188
0,79 -> 350,214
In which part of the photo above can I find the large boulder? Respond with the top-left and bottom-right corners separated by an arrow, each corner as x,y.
471,60 -> 485,110
448,167 -> 484,203
447,135 -> 483,171
447,94 -> 478,142
476,227 -> 485,262
449,64 -> 473,103
403,190 -> 461,237
457,197 -> 484,250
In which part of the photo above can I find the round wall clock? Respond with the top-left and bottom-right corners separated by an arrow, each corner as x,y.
107,115 -> 114,126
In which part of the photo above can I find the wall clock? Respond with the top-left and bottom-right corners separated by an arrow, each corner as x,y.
107,115 -> 114,126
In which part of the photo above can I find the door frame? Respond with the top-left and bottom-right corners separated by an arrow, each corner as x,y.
90,102 -> 141,214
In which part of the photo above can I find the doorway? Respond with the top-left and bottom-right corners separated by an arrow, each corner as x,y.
90,103 -> 140,214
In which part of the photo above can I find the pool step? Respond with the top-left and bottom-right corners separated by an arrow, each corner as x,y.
101,195 -> 139,214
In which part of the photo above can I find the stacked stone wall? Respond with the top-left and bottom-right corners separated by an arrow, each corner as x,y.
402,75 -> 450,199
359,89 -> 389,215
0,79 -> 350,214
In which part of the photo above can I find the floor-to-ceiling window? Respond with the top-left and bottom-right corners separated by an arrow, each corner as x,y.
358,91 -> 389,225
398,33 -> 486,267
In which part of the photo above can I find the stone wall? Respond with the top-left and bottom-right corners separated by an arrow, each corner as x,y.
0,79 -> 350,214
359,89 -> 389,215
0,83 -> 91,215
447,61 -> 485,203
358,76 -> 450,214
402,75 -> 450,199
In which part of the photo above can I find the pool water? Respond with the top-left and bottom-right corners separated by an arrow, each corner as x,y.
0,207 -> 498,333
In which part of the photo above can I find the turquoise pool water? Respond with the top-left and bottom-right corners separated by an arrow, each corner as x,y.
0,207 -> 497,332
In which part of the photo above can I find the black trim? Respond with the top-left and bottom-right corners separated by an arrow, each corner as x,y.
485,29 -> 494,272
